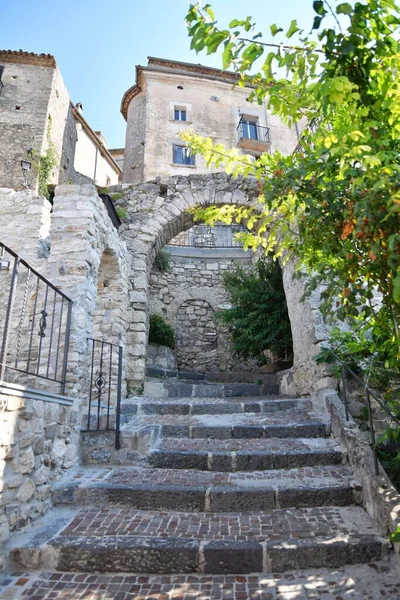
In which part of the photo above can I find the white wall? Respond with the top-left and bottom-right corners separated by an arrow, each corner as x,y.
73,125 -> 119,187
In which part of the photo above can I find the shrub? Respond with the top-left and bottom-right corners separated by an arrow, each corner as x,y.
216,258 -> 292,362
149,314 -> 175,349
154,249 -> 170,273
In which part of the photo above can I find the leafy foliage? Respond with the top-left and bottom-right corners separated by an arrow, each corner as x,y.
149,314 -> 175,349
154,249 -> 171,273
216,259 -> 292,362
31,116 -> 57,200
183,0 -> 400,368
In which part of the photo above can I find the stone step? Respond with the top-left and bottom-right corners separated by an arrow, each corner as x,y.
10,506 -> 389,575
147,437 -> 345,471
121,397 -> 311,417
144,379 -> 280,399
121,410 -> 330,440
145,367 -> 278,384
52,465 -> 361,512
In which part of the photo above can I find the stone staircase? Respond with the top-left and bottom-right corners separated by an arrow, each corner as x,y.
3,376 -> 400,599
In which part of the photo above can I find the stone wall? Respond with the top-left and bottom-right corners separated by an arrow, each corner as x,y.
0,392 -> 78,550
0,60 -> 55,192
0,185 -> 130,400
148,247 -> 254,373
0,55 -> 70,193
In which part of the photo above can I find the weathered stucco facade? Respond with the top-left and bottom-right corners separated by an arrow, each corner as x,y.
121,57 -> 303,184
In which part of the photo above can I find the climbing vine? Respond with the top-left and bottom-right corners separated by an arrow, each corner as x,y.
31,115 -> 57,199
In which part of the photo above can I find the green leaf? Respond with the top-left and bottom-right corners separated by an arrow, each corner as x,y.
391,528 -> 400,543
286,19 -> 300,39
393,273 -> 400,304
270,23 -> 283,37
204,5 -> 215,21
312,16 -> 323,30
313,0 -> 327,16
222,41 -> 234,69
336,3 -> 353,15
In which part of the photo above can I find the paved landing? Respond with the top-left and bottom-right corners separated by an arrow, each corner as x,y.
2,562 -> 400,599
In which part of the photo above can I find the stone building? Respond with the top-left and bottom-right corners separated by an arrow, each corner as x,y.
0,50 -> 121,193
121,57 -> 302,183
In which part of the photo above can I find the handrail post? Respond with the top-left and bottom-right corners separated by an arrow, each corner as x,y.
115,345 -> 123,450
366,388 -> 379,476
341,365 -> 349,421
0,256 -> 19,381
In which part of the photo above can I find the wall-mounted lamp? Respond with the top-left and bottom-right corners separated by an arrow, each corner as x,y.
20,159 -> 31,190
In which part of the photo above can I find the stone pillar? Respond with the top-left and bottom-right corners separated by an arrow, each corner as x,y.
281,259 -> 334,395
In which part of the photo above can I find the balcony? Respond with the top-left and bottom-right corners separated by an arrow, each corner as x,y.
237,117 -> 270,153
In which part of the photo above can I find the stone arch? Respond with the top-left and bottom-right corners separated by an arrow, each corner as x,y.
119,173 -> 331,394
175,299 -> 218,373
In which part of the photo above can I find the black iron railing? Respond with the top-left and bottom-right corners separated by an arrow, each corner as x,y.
98,194 -> 121,230
85,337 -> 123,449
324,347 -> 400,475
167,224 -> 248,249
237,117 -> 270,144
0,242 -> 72,394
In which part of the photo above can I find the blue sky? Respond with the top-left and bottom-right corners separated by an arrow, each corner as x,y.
2,1 -> 322,148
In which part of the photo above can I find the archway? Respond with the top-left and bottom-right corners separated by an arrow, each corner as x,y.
118,173 -> 331,395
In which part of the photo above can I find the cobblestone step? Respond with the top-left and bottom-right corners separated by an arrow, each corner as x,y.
147,437 -> 345,471
9,506 -> 389,575
52,465 -> 361,512
144,379 -> 280,398
121,397 -> 311,417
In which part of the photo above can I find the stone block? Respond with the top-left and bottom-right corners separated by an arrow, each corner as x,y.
204,540 -> 263,574
16,478 -> 35,502
19,447 -> 35,474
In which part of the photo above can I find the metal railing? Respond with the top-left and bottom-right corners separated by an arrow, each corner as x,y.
84,337 -> 123,449
0,242 -> 72,394
324,347 -> 400,475
237,118 -> 271,144
167,224 -> 248,249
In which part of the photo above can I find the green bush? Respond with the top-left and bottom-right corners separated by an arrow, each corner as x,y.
149,314 -> 175,349
216,258 -> 292,362
154,249 -> 170,273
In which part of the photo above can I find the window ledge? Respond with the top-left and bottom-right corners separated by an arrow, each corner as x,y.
170,119 -> 192,125
171,163 -> 197,168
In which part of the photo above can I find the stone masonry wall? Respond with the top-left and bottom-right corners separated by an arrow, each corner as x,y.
0,393 -> 78,550
0,61 -> 54,192
148,248 -> 254,373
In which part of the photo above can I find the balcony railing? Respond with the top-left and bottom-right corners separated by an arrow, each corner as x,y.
0,242 -> 73,395
237,117 -> 271,152
167,224 -> 248,249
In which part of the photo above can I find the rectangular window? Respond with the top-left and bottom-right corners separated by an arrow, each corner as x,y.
173,145 -> 195,166
241,119 -> 258,140
174,109 -> 187,121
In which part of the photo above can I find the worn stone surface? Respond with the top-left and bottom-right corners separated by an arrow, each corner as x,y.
146,343 -> 177,370
3,564 -> 400,600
